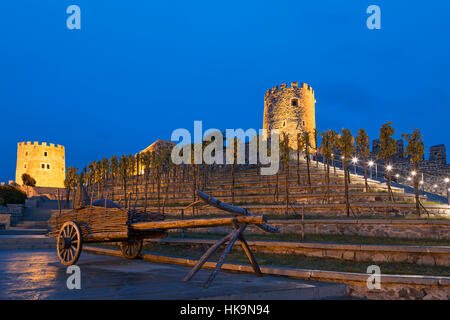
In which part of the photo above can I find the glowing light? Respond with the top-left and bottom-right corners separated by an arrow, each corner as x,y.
386,165 -> 393,171
341,156 -> 345,160
407,177 -> 411,181
433,184 -> 438,188
368,161 -> 374,167
445,178 -> 450,183
411,171 -> 417,176
352,157 -> 358,164
395,174 -> 400,178
419,180 -> 424,185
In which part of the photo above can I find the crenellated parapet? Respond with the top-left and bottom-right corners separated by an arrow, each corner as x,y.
18,141 -> 65,150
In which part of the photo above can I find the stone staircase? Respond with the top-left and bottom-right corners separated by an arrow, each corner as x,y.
1,198 -> 57,236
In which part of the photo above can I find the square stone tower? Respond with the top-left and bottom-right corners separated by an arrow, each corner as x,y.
15,141 -> 66,188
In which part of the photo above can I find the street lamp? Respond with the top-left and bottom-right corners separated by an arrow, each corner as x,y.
352,157 -> 358,174
368,160 -> 374,179
445,178 -> 450,205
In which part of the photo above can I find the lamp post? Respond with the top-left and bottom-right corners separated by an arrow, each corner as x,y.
352,157 -> 358,175
368,160 -> 374,180
445,178 -> 450,205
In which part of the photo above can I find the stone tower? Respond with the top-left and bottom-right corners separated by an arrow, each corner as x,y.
15,141 -> 66,188
263,82 -> 316,149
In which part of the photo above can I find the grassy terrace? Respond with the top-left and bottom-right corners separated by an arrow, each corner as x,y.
97,242 -> 450,277
167,232 -> 450,247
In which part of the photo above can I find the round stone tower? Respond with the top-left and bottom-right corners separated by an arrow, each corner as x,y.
15,141 -> 66,188
263,82 -> 316,149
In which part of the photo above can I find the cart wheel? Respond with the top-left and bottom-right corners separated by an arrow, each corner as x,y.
120,238 -> 143,259
57,221 -> 82,266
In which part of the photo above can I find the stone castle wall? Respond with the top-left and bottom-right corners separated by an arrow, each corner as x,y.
15,141 -> 66,188
263,82 -> 316,149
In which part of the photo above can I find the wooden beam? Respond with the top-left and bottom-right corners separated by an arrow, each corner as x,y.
182,231 -> 234,282
197,190 -> 279,233
238,234 -> 262,277
203,224 -> 247,288
129,216 -> 266,231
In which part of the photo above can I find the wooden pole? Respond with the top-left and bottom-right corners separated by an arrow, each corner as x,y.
182,231 -> 234,282
238,234 -> 262,277
203,224 -> 247,288
130,215 -> 266,231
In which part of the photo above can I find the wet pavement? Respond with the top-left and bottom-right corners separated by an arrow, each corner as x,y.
0,249 -> 346,300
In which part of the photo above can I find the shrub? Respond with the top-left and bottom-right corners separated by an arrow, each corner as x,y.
0,197 -> 4,206
22,173 -> 36,187
0,186 -> 27,204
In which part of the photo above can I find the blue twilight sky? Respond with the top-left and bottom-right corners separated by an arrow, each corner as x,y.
0,0 -> 449,182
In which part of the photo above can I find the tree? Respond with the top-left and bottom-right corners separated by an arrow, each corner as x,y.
127,154 -> 136,207
161,146 -> 174,215
152,150 -> 163,213
110,155 -> 118,201
64,167 -> 79,209
402,128 -> 425,216
378,122 -> 397,201
296,132 -> 304,185
141,151 -> 152,213
301,131 -> 312,193
87,161 -> 96,203
227,138 -> 241,205
336,128 -> 355,216
320,130 -> 337,203
313,128 -> 319,167
94,161 -> 102,199
280,132 -> 290,214
100,158 -> 109,199
21,173 -> 36,197
118,155 -> 129,208
356,128 -> 370,192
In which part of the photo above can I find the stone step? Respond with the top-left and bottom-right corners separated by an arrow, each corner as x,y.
0,235 -> 54,249
0,228 -> 48,235
14,220 -> 49,229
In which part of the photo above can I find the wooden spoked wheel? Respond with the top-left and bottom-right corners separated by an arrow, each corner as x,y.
57,221 -> 82,266
120,238 -> 143,259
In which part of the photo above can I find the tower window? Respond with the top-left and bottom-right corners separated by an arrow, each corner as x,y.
291,99 -> 298,106
47,164 -> 50,169
25,152 -> 28,156
24,164 -> 27,169
44,152 -> 48,157
302,121 -> 305,126
41,164 -> 45,169
282,121 -> 286,127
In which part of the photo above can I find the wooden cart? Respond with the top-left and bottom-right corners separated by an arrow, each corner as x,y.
49,191 -> 279,288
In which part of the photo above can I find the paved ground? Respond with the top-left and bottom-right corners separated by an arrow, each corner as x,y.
0,249 -> 347,300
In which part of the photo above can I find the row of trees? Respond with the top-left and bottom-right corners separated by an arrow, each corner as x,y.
309,122 -> 425,216
62,122 -> 425,216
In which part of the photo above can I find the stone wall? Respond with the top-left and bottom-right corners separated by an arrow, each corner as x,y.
0,213 -> 11,228
182,219 -> 450,240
